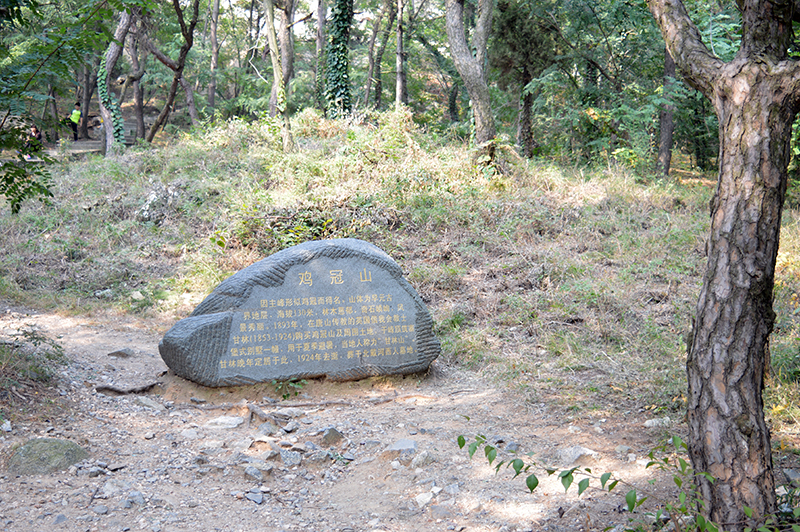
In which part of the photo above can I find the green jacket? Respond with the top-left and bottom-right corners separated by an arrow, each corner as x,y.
70,109 -> 81,124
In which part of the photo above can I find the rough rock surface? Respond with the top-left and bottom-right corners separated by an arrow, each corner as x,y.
159,239 -> 440,387
6,438 -> 88,476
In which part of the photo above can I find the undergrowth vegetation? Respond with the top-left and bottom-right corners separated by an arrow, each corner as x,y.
1,108 -> 800,441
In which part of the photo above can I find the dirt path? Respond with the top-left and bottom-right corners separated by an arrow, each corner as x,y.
0,306 -> 678,532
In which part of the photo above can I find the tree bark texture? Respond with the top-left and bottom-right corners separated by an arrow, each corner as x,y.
656,46 -> 675,177
647,0 -> 800,529
444,0 -> 495,144
99,10 -> 132,153
517,70 -> 533,158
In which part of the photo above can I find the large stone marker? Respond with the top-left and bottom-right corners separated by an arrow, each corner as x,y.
159,239 -> 440,386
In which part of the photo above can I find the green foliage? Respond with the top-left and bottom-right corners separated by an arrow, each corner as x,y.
0,0 -> 37,31
0,325 -> 66,387
457,432 -> 732,531
0,0 -> 147,212
324,0 -> 353,118
458,431 -> 800,531
97,60 -> 126,147
271,378 -> 307,400
0,142 -> 54,214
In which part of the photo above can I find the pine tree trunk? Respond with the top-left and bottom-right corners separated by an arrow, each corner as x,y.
647,0 -> 800,527
686,71 -> 790,530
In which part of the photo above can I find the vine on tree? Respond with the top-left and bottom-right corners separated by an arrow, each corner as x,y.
324,0 -> 353,118
98,61 -> 125,146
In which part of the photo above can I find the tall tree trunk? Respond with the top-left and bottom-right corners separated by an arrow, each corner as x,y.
80,61 -> 98,140
445,0 -> 495,144
656,46 -> 675,177
47,85 -> 59,143
99,10 -> 133,154
372,2 -> 395,109
269,0 -> 295,116
264,0 -> 294,152
647,0 -> 800,528
124,31 -> 146,139
363,0 -> 389,107
686,78 -> 785,529
180,77 -> 200,124
395,0 -> 406,107
208,0 -> 220,112
518,69 -> 534,158
315,0 -> 326,110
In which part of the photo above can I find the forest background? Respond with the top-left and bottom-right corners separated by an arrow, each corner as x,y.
4,0 -> 800,531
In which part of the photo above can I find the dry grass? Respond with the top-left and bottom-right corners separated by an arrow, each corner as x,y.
2,109 -> 800,438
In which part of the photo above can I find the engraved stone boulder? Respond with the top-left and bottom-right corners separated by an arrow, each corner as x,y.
159,238 -> 440,386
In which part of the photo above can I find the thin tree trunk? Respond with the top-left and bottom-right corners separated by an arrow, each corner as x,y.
518,69 -> 534,158
395,0 -> 406,107
47,85 -> 59,143
180,77 -> 200,124
372,2 -> 395,109
417,32 -> 460,121
80,62 -> 98,140
144,0 -> 202,142
264,0 -> 294,152
269,0 -> 295,116
656,46 -> 675,177
315,0 -> 326,110
208,0 -> 220,112
448,85 -> 459,121
125,31 -> 146,139
363,0 -> 389,107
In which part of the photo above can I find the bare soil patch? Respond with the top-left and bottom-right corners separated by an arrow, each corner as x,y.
0,304 -> 686,532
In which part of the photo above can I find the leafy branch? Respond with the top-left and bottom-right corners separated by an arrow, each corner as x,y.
457,432 -> 728,532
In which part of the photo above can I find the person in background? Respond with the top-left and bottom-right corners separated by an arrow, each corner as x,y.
23,125 -> 42,158
69,102 -> 81,141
